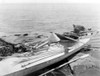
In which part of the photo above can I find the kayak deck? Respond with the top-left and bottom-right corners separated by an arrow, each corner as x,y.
0,38 -> 90,76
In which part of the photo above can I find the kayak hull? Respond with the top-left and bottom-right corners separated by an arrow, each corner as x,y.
0,38 -> 90,76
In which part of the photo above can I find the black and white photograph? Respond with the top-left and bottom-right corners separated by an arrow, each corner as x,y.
0,0 -> 100,76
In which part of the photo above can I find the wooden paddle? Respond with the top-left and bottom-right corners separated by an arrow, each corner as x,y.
39,54 -> 89,76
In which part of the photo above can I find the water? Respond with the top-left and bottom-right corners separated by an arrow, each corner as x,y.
0,3 -> 100,34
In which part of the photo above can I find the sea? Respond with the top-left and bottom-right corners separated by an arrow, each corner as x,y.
0,3 -> 100,76
0,3 -> 100,34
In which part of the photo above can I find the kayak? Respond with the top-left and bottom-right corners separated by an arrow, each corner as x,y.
0,33 -> 90,76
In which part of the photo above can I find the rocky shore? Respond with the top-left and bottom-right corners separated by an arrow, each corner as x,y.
66,32 -> 100,76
